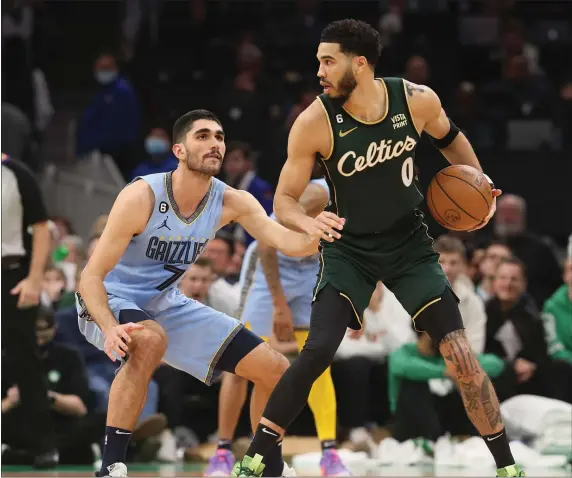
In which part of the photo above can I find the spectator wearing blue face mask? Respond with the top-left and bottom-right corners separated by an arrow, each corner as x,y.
76,52 -> 141,180
130,127 -> 178,180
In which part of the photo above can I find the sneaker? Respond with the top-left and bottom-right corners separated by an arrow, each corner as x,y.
231,454 -> 265,477
96,462 -> 128,477
157,429 -> 178,463
497,464 -> 525,477
205,449 -> 235,476
33,449 -> 59,469
281,461 -> 297,476
320,449 -> 351,476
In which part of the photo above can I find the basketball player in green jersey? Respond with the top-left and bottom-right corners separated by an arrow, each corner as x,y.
233,20 -> 523,478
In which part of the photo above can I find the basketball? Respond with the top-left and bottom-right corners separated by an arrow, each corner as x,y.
426,165 -> 493,231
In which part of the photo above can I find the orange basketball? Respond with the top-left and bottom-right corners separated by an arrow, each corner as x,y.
427,165 -> 493,231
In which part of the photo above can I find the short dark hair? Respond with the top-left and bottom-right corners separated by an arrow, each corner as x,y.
320,19 -> 382,66
434,235 -> 466,259
194,257 -> 214,270
497,256 -> 527,280
213,231 -> 235,257
486,240 -> 512,257
172,109 -> 222,143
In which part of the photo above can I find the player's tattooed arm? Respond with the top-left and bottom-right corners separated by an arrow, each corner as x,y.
405,80 -> 483,172
258,243 -> 287,305
404,80 -> 426,97
258,243 -> 295,342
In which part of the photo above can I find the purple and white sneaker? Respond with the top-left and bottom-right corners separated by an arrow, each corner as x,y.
205,449 -> 235,476
319,449 -> 351,477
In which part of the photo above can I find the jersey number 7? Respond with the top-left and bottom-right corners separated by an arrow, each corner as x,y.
157,265 -> 186,291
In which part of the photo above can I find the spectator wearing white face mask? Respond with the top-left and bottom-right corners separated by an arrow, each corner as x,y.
52,235 -> 85,292
130,127 -> 178,180
75,52 -> 141,181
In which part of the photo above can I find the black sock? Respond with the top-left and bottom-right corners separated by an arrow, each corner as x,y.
482,428 -> 515,469
218,439 -> 233,451
261,439 -> 283,477
98,426 -> 132,475
245,423 -> 281,460
321,440 -> 337,452
245,423 -> 283,476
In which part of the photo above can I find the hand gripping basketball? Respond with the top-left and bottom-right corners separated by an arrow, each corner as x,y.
468,175 -> 502,232
427,166 -> 501,232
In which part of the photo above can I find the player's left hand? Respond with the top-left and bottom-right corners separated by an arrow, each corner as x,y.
11,276 -> 42,308
273,302 -> 294,342
468,188 -> 502,232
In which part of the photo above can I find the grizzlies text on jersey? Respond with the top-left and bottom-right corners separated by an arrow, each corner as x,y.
77,171 -> 245,385
104,171 -> 226,308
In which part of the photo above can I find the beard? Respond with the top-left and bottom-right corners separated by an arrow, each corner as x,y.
328,67 -> 358,101
184,149 -> 223,177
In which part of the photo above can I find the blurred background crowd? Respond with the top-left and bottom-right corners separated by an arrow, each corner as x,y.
2,0 -> 572,470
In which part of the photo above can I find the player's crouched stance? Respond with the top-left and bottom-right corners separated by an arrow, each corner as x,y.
76,110 -> 317,477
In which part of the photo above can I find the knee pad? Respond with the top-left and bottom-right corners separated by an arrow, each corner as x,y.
413,287 -> 464,345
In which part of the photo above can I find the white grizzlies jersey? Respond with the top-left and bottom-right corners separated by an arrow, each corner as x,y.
104,172 -> 226,309
275,177 -> 330,266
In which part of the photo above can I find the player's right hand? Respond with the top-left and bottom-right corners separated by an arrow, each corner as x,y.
307,212 -> 345,243
103,322 -> 145,361
273,302 -> 294,342
11,276 -> 42,309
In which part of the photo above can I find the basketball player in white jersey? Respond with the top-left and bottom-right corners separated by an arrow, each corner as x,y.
77,109 -> 327,477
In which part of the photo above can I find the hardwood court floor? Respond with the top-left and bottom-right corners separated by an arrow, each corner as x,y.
3,463 -> 571,477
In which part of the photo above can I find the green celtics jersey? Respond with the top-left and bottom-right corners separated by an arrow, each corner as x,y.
317,77 -> 423,235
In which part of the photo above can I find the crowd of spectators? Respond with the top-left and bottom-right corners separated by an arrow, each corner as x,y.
2,198 -> 570,465
2,0 -> 571,468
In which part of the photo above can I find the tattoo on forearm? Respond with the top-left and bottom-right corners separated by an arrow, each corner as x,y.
405,81 -> 425,97
440,329 -> 503,433
259,247 -> 285,300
